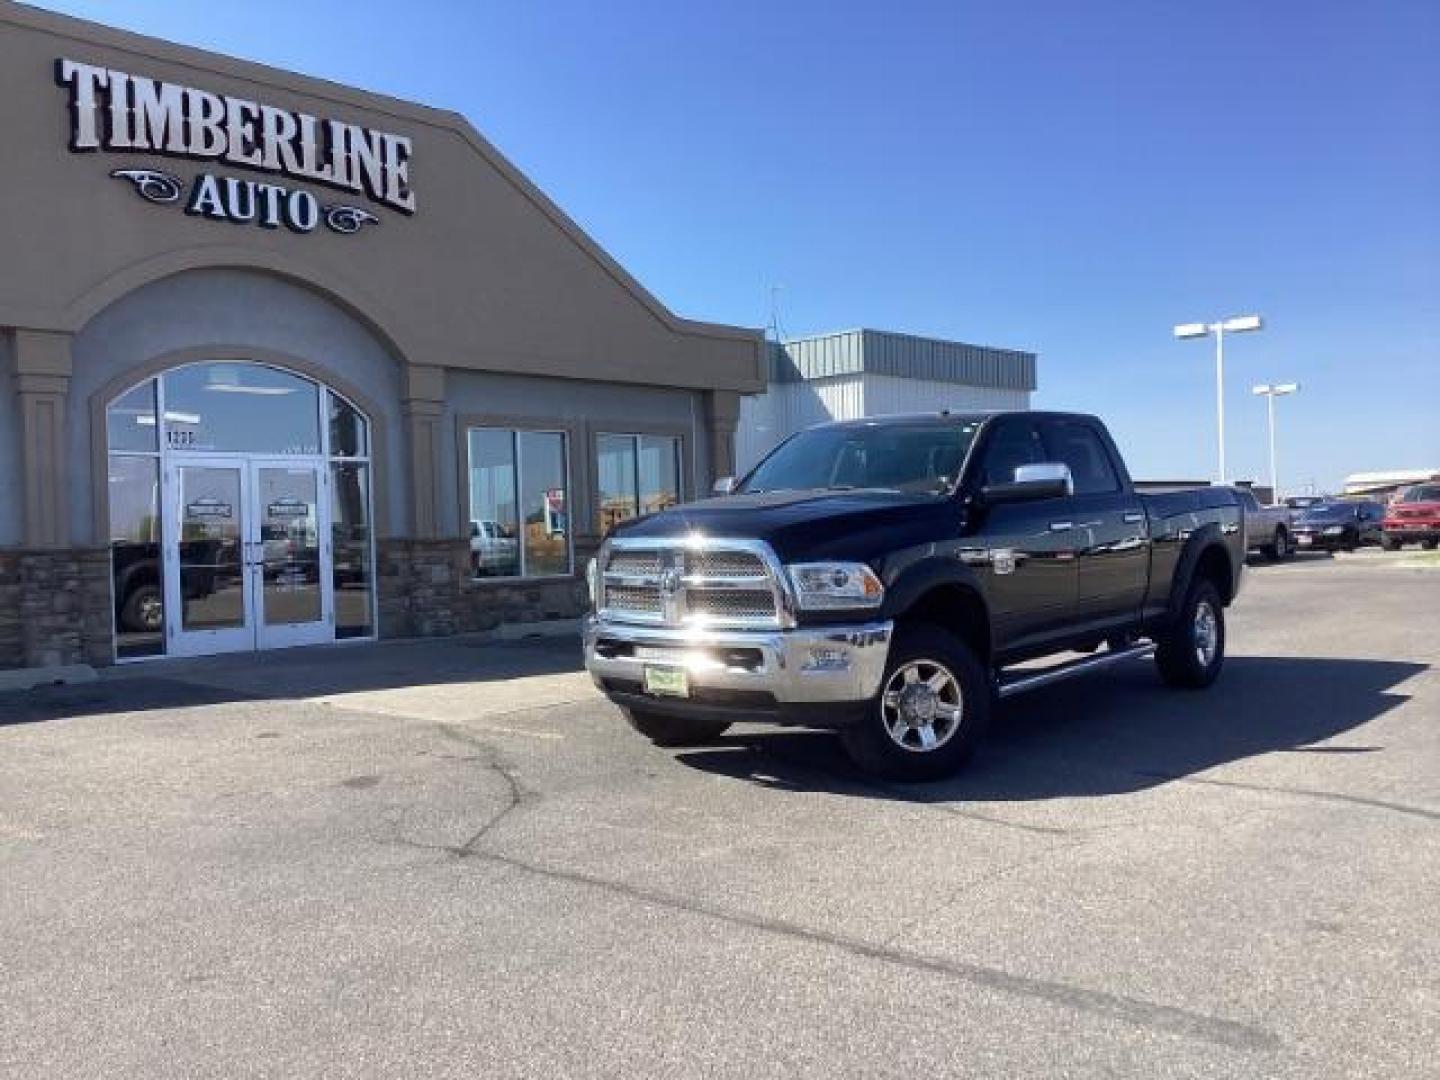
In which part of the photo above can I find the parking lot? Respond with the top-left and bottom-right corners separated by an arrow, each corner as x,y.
1,549 -> 1436,1078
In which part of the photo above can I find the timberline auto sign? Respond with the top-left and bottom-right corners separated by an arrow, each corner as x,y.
55,58 -> 415,235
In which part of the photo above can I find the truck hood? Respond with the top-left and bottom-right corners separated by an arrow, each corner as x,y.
1387,500 -> 1440,519
608,489 -> 956,563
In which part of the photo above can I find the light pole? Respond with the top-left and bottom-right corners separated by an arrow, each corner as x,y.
1173,314 -> 1264,483
1252,382 -> 1299,502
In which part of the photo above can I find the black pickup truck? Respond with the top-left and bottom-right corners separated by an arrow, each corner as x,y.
584,411 -> 1245,780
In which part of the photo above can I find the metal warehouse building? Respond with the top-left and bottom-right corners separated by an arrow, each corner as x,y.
737,330 -> 1038,473
0,2 -> 764,672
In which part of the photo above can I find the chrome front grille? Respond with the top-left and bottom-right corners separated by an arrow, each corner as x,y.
599,540 -> 786,628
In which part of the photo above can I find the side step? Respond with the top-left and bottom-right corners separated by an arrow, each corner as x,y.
997,643 -> 1156,700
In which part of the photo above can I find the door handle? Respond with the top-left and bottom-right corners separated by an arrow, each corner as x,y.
1048,521 -> 1073,532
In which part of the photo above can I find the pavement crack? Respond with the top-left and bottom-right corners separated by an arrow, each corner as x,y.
435,722 -> 536,854
1136,770 -> 1439,822
426,844 -> 1279,1055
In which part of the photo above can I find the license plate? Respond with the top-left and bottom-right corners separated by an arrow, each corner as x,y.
1298,535 -> 1312,546
643,665 -> 689,697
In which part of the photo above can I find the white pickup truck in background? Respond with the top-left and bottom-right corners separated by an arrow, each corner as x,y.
1235,487 -> 1294,560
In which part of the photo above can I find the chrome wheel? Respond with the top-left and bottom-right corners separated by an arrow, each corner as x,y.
1193,600 -> 1219,668
879,659 -> 964,753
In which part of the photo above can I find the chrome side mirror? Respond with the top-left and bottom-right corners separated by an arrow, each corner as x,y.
712,476 -> 737,496
982,462 -> 1074,505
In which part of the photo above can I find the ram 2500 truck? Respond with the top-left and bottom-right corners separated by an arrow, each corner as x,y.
584,411 -> 1245,781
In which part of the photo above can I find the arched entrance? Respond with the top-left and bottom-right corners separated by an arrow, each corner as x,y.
106,360 -> 376,659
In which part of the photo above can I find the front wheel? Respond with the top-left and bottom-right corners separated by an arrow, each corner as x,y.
1270,529 -> 1289,560
623,709 -> 731,747
839,624 -> 991,782
1381,535 -> 1401,552
1155,579 -> 1225,689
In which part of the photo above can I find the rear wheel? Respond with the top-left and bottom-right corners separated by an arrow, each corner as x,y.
623,709 -> 731,747
839,624 -> 990,782
1155,579 -> 1225,689
1423,539 -> 1438,551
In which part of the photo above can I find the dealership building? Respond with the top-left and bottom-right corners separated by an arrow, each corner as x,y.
0,2 -> 767,671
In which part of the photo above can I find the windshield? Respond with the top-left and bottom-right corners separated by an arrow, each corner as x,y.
1402,484 -> 1440,502
1298,502 -> 1356,519
741,421 -> 981,496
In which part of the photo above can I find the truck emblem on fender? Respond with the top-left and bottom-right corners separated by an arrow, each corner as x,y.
991,548 -> 1017,575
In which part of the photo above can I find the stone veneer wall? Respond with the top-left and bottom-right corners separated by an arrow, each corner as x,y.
376,538 -> 589,639
0,547 -> 113,670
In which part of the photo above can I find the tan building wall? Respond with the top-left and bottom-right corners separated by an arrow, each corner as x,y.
0,1 -> 764,668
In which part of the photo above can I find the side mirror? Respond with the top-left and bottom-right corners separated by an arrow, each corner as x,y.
981,462 -> 1074,505
712,476 -> 737,496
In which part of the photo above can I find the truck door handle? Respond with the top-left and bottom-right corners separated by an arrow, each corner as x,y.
1123,512 -> 1145,524
1048,521 -> 1073,532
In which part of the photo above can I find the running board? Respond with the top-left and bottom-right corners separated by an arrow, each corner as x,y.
997,643 -> 1156,700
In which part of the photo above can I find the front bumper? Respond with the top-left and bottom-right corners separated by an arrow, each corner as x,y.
584,616 -> 893,726
1383,521 -> 1440,541
1291,529 -> 1351,550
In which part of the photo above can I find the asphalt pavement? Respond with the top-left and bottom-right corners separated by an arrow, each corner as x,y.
1,549 -> 1436,1078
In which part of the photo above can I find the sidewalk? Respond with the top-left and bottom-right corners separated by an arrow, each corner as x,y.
3,631 -> 598,727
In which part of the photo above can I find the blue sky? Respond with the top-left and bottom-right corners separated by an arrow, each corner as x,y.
40,0 -> 1438,491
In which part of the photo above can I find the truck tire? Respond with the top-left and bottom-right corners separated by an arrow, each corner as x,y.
1267,529 -> 1289,560
623,709 -> 731,747
1381,535 -> 1401,552
1423,539 -> 1438,551
838,624 -> 990,782
1155,579 -> 1225,689
120,582 -> 164,633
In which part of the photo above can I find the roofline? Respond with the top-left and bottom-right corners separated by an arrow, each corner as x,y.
780,326 -> 1038,360
2,0 -> 763,349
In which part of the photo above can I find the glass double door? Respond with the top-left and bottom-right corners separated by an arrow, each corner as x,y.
165,457 -> 333,656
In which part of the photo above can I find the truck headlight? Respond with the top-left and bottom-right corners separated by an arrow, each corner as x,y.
785,562 -> 884,610
1323,525 -> 1345,535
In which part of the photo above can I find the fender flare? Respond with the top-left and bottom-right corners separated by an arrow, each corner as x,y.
880,556 -> 993,657
1166,525 -> 1237,621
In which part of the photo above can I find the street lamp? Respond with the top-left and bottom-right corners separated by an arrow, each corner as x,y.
1252,382 -> 1299,502
1173,314 -> 1264,483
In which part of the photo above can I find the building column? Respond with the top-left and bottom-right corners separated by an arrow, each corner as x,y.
14,329 -> 73,548
402,363 -> 446,540
703,389 -> 741,488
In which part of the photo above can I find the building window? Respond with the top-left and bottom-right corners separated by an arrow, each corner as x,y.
466,427 -> 571,578
596,433 -> 682,533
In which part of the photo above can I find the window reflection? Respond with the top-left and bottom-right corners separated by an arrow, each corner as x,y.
597,434 -> 682,532
467,427 -> 571,578
331,462 -> 374,639
109,455 -> 164,659
328,393 -> 369,458
107,382 -> 158,453
163,363 -> 321,455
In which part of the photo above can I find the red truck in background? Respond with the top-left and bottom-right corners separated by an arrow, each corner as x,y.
1382,483 -> 1440,550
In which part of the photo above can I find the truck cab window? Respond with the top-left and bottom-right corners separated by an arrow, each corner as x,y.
1040,421 -> 1120,495
977,421 -> 1046,486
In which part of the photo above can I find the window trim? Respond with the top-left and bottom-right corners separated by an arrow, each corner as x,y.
458,414 -> 578,582
592,427 -> 689,534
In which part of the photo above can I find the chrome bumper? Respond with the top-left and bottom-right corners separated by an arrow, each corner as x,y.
584,616 -> 893,704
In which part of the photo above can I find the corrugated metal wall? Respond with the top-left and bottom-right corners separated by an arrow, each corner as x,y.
736,374 -> 1030,473
770,330 -> 1036,392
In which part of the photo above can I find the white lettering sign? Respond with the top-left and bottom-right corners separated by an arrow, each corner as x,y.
56,57 -> 415,219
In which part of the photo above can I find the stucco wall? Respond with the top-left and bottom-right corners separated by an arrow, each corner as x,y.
0,330 -> 19,546
69,268 -> 408,543
440,370 -> 709,540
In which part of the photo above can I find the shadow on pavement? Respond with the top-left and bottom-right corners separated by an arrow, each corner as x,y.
674,656 -> 1426,802
0,634 -> 586,727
